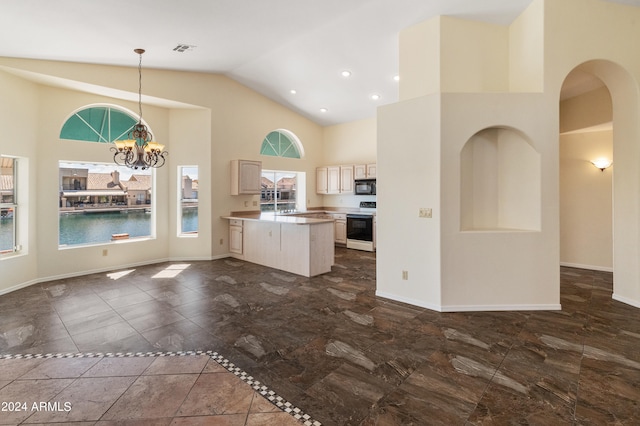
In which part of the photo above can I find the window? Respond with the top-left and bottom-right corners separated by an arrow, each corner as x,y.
0,157 -> 19,255
59,161 -> 153,247
260,129 -> 304,158
60,105 -> 137,143
179,166 -> 198,236
261,170 -> 305,213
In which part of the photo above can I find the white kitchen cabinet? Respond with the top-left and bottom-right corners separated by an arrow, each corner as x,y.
327,166 -> 340,194
354,163 -> 377,179
317,166 -> 341,194
367,163 -> 377,178
340,166 -> 354,193
229,217 -> 334,277
333,213 -> 347,244
229,219 -> 243,254
231,159 -> 262,195
316,167 -> 328,194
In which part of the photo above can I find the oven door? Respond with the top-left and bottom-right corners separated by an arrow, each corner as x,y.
346,214 -> 373,242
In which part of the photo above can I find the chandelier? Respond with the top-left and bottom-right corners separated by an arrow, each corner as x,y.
112,48 -> 167,170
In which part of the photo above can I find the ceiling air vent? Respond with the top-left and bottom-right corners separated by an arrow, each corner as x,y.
173,44 -> 196,53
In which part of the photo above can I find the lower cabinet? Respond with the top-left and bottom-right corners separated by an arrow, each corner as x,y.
229,219 -> 243,254
241,220 -> 334,277
333,213 -> 347,244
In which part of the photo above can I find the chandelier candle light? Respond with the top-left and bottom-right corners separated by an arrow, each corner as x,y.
112,48 -> 167,169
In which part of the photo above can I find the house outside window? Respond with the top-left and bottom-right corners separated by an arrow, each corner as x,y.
0,157 -> 19,255
59,161 -> 153,247
261,170 -> 305,213
179,166 -> 198,235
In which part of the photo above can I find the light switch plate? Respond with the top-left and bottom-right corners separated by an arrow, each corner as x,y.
419,208 -> 432,218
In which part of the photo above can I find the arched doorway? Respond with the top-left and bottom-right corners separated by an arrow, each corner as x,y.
559,60 -> 640,306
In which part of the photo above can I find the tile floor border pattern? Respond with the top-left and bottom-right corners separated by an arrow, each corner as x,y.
0,349 -> 322,426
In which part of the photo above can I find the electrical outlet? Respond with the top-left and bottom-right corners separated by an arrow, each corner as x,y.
219,238 -> 224,245
402,270 -> 408,280
102,249 -> 108,257
419,208 -> 432,218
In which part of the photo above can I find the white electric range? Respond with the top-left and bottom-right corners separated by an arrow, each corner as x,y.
346,201 -> 376,251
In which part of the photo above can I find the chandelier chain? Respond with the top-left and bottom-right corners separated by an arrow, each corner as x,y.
111,48 -> 167,170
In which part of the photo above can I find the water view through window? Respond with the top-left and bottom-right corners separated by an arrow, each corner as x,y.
59,161 -> 155,247
180,166 -> 198,235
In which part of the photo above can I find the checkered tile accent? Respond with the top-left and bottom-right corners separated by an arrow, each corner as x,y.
1,350 -> 322,426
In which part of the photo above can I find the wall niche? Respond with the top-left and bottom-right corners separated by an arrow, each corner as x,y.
460,126 -> 541,231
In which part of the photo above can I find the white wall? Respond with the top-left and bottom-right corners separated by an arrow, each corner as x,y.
439,93 -> 558,310
377,95 -> 441,310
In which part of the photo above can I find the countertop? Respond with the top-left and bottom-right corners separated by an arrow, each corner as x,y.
222,212 -> 335,225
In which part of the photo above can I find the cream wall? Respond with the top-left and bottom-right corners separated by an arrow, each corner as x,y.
0,58 -> 324,293
0,71 -> 39,289
543,0 -> 640,307
35,86 -> 172,281
378,0 -> 640,311
508,0 -> 544,92
559,86 -> 613,271
560,130 -> 613,270
321,117 -> 377,209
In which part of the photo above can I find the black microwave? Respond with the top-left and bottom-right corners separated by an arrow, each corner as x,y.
354,179 -> 376,195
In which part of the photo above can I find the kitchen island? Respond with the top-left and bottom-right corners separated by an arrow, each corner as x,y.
222,212 -> 335,277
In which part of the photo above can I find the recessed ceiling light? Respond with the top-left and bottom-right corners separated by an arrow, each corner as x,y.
393,75 -> 400,82
341,70 -> 352,78
320,108 -> 328,113
290,89 -> 297,94
370,94 -> 381,101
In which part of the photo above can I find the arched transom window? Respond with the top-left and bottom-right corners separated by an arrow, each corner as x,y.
260,129 -> 304,159
60,105 -> 137,143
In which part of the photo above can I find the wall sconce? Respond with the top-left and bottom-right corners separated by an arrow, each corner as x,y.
591,158 -> 612,172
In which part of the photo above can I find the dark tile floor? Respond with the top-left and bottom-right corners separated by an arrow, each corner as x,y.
1,247 -> 639,425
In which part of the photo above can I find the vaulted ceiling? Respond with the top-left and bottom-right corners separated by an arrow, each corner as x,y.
1,0 -> 637,126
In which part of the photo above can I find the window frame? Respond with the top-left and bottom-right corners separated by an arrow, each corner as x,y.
259,129 -> 305,159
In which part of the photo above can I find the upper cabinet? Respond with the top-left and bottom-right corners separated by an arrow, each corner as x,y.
355,163 -> 376,179
231,159 -> 262,195
317,166 -> 353,194
317,163 -> 375,195
340,166 -> 354,194
317,166 -> 341,194
366,163 -> 377,178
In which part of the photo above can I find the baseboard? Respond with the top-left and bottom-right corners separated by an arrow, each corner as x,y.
36,258 -> 172,285
0,278 -> 40,296
375,291 -> 443,312
612,293 -> 640,309
560,262 -> 613,273
375,290 -> 562,312
439,303 -> 562,312
1,254 -> 234,296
